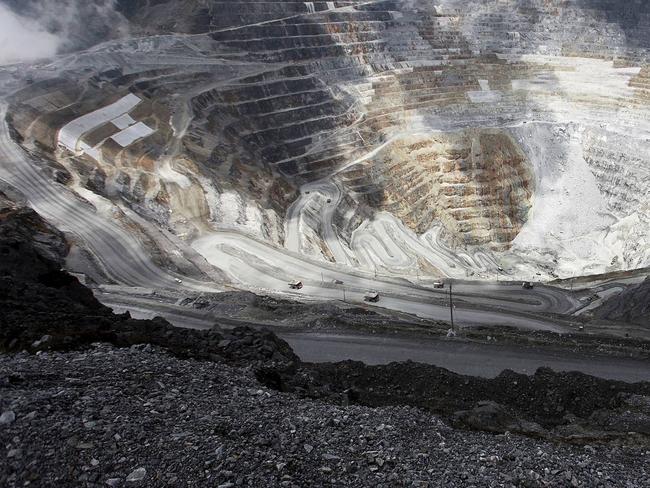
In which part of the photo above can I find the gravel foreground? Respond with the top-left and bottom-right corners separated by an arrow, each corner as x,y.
2,345 -> 649,488
1,194 -> 650,487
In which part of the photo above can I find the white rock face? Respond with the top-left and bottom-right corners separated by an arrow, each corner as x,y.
0,410 -> 16,425
126,467 -> 146,483
7,0 -> 650,282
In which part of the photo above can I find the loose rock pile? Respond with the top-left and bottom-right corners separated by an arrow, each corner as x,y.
259,358 -> 650,446
2,189 -> 650,486
2,344 -> 649,488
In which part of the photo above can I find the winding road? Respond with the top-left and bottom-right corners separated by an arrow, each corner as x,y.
95,290 -> 650,383
285,179 -> 352,265
0,104 -> 210,291
2,102 -> 579,332
192,230 -> 578,331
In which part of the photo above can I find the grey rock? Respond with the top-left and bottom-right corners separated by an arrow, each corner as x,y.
0,411 -> 16,425
214,445 -> 225,459
31,334 -> 52,349
0,341 -> 647,488
125,467 -> 146,483
7,448 -> 22,458
322,453 -> 340,461
454,401 -> 545,436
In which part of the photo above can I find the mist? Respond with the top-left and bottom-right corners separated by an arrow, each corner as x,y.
0,0 -> 129,65
0,2 -> 61,64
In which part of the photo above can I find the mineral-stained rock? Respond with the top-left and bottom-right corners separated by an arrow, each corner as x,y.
339,130 -> 534,249
5,0 -> 650,278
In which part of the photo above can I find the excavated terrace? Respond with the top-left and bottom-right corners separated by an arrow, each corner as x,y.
4,0 -> 650,283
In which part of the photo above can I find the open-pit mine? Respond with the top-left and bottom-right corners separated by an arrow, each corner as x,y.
4,4 -> 650,486
0,0 -> 649,333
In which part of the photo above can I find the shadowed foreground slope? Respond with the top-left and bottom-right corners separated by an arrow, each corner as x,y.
1,193 -> 650,487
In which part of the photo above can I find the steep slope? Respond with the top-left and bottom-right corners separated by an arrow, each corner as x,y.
0,190 -> 297,361
591,278 -> 650,326
3,0 -> 650,286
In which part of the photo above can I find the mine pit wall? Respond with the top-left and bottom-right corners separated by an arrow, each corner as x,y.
336,130 -> 534,251
582,129 -> 650,220
5,0 -> 650,277
8,83 -> 201,237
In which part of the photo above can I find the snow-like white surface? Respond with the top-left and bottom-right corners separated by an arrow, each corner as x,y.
111,113 -> 136,130
467,90 -> 502,103
512,56 -> 641,101
508,122 -> 650,278
111,121 -> 154,147
217,191 -> 244,224
511,124 -> 609,246
214,190 -> 266,237
468,80 -> 502,101
58,93 -> 142,153
78,142 -> 101,161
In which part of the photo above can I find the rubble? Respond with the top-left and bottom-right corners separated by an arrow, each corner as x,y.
2,345 -> 649,488
1,187 -> 649,486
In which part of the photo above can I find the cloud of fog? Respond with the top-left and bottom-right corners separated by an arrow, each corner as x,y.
0,0 -> 129,65
0,2 -> 61,64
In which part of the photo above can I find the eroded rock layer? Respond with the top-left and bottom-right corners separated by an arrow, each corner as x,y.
4,0 -> 650,279
339,130 -> 533,249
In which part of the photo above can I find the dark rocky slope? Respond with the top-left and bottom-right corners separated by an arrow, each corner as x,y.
259,360 -> 650,445
0,191 -> 296,364
1,195 -> 650,486
3,345 -> 649,488
591,278 -> 650,326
